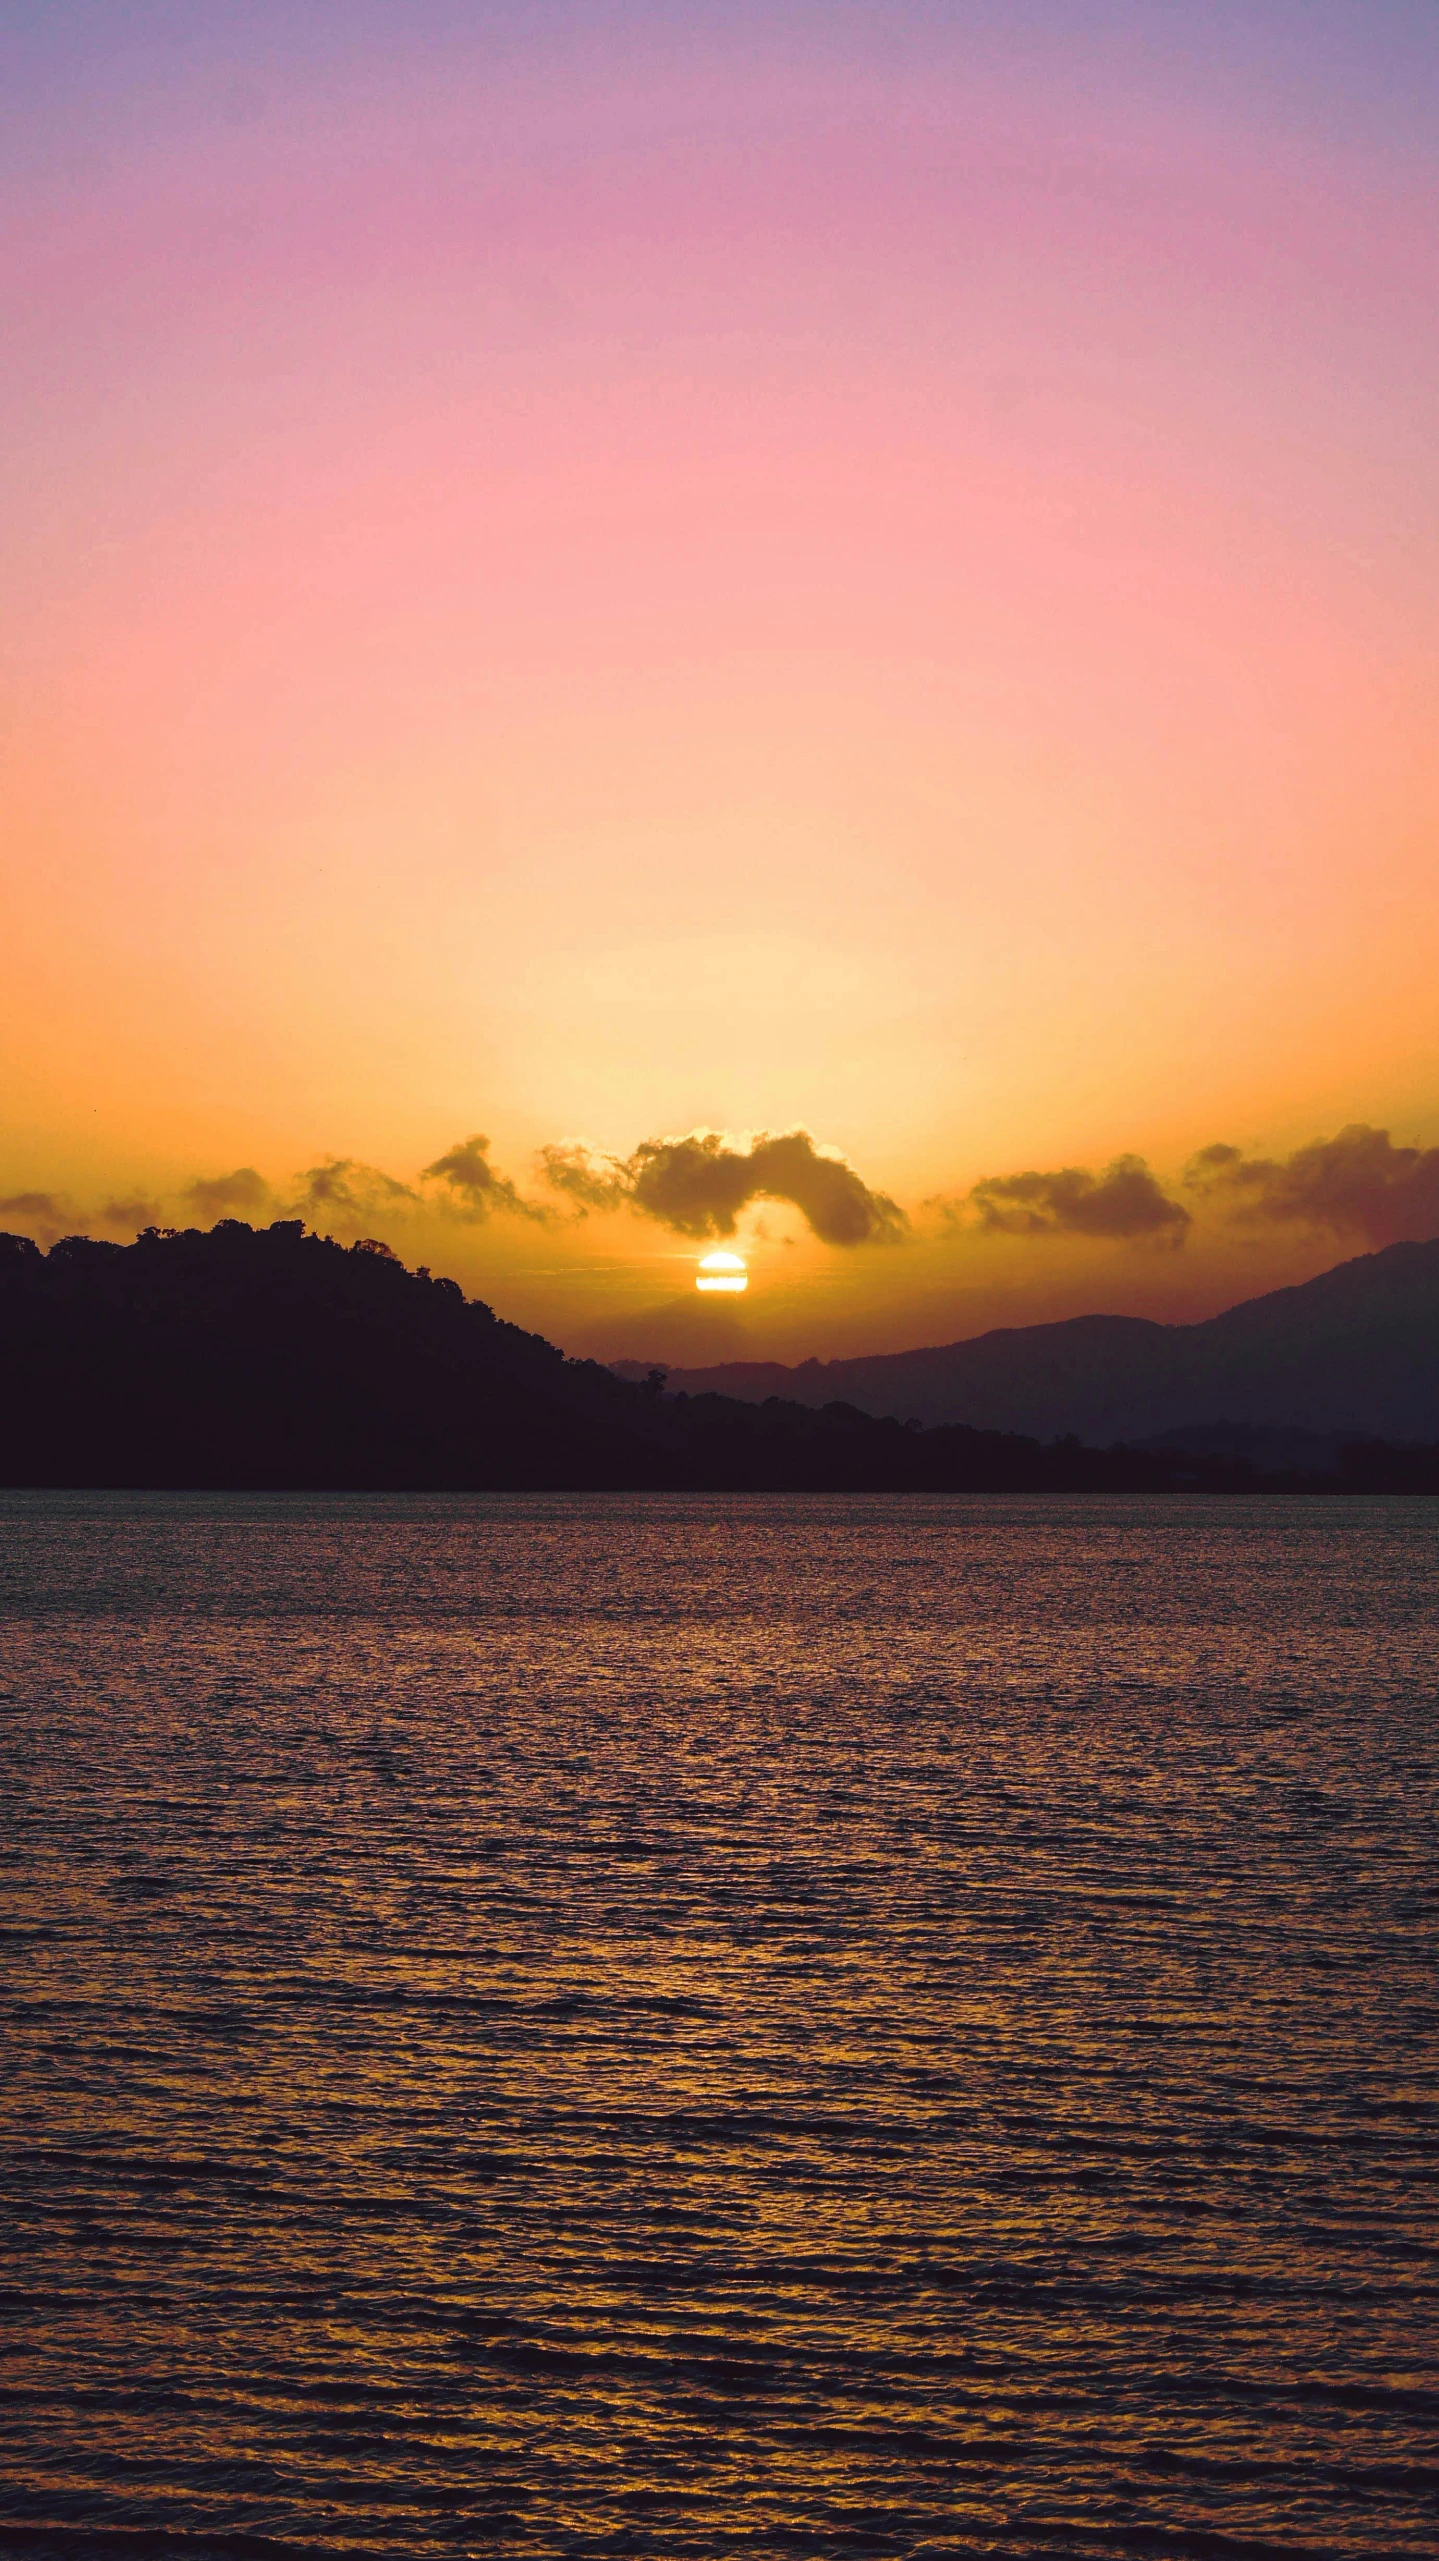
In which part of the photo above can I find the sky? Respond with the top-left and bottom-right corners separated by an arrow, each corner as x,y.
2,1 -> 1437,1360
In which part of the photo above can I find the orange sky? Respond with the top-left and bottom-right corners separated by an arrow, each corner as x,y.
3,3 -> 1437,1358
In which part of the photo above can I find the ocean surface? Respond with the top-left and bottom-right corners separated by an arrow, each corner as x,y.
1,1492 -> 1436,2561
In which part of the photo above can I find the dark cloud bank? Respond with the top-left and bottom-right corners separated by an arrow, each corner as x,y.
6,1121 -> 1436,1263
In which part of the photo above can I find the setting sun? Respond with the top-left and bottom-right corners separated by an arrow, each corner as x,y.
696,1251 -> 748,1295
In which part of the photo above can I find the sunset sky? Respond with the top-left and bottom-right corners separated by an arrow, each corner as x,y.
3,1 -> 1437,1359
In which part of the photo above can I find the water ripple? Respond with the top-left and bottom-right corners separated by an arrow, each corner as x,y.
0,1492 -> 1435,2558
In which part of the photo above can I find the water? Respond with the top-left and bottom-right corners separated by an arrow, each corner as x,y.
1,1492 -> 1436,2560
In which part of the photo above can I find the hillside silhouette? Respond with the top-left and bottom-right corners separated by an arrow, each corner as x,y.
1,1220 -> 1435,1492
624,1239 -> 1439,1444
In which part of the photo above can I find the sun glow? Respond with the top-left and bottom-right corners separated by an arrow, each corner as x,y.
696,1250 -> 748,1294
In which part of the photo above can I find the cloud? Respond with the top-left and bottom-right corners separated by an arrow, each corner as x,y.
3,1140 -> 543,1253
421,1133 -> 542,1221
960,1153 -> 1191,1243
636,1129 -> 906,1246
100,1195 -> 165,1234
536,1140 -> 631,1215
0,1188 -> 161,1246
184,1167 -> 272,1220
540,1126 -> 906,1246
288,1157 -> 422,1226
1184,1124 -> 1439,1245
0,1189 -> 74,1248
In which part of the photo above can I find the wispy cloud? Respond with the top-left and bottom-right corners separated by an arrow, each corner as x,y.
0,1189 -> 75,1249
422,1134 -> 545,1221
184,1167 -> 272,1220
288,1158 -> 422,1226
537,1141 -> 631,1215
99,1195 -> 165,1234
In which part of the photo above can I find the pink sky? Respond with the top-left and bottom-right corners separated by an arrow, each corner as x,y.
2,3 -> 1436,1353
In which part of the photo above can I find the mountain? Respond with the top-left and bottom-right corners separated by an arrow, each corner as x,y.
0,1218 -> 1178,1493
617,1240 -> 1439,1442
3,1220 -> 1435,1491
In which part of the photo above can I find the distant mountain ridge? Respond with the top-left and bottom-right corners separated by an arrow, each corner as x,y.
0,1216 -> 1315,1494
618,1240 -> 1439,1442
3,1221 -> 1436,1490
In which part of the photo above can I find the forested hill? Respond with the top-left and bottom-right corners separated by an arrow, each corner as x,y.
1,1221 -> 1436,1492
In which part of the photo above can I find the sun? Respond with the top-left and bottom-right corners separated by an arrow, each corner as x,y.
696,1249 -> 748,1294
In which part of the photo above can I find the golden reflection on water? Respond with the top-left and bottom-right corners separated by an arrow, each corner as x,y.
1,1491 -> 1436,2557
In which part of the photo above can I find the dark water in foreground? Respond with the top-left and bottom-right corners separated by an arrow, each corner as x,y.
1,1494 -> 1436,2561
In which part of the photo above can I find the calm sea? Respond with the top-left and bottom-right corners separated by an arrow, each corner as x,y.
1,1493 -> 1435,2560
